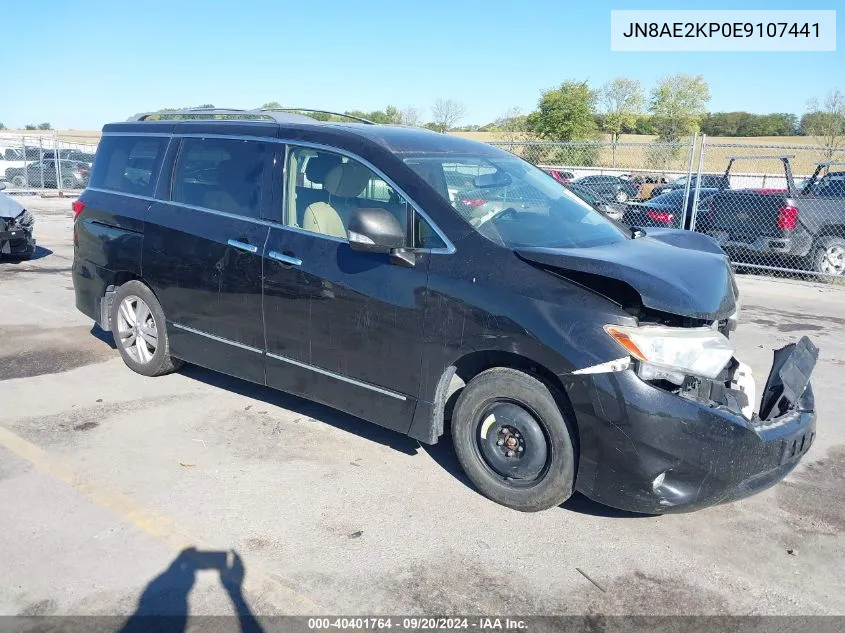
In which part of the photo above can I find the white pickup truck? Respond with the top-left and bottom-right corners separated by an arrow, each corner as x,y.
0,145 -> 29,181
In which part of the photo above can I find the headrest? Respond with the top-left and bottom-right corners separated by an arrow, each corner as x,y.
305,154 -> 342,185
324,162 -> 371,197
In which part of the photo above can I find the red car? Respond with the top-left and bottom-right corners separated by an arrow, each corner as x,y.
544,168 -> 574,184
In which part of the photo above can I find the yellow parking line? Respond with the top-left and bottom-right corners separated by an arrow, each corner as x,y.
0,425 -> 320,612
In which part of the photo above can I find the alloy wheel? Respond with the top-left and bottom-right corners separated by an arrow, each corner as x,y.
116,295 -> 158,363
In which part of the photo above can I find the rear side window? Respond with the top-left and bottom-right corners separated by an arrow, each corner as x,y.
89,136 -> 166,196
171,138 -> 267,219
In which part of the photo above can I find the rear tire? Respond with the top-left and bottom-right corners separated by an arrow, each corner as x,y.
451,367 -> 576,512
10,175 -> 27,188
810,236 -> 845,279
111,280 -> 183,377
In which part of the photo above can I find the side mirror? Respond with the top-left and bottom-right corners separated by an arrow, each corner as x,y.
347,207 -> 406,254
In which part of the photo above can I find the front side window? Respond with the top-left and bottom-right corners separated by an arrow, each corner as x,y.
89,136 -> 167,196
405,154 -> 626,249
285,147 -> 409,241
172,138 -> 267,218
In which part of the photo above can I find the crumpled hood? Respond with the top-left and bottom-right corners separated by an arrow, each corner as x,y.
516,229 -> 737,320
0,193 -> 25,219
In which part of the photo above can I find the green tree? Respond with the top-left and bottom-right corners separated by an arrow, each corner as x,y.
801,90 -> 845,159
37,122 -> 52,130
633,115 -> 655,135
24,124 -> 37,130
526,81 -> 598,141
649,74 -> 710,142
600,77 -> 643,166
0,122 -> 5,130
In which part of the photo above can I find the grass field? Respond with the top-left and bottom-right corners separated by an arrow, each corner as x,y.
5,129 -> 840,177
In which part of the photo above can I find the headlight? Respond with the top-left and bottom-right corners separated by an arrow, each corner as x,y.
604,324 -> 734,384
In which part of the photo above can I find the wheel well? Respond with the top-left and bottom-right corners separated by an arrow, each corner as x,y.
101,272 -> 147,329
445,350 -> 580,452
816,226 -> 845,241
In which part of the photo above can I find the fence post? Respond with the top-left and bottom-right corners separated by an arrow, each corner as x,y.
54,130 -> 63,195
689,134 -> 708,232
680,132 -> 697,230
39,137 -> 44,189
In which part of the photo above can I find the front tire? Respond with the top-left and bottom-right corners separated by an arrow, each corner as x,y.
111,280 -> 182,377
616,190 -> 629,203
451,368 -> 576,512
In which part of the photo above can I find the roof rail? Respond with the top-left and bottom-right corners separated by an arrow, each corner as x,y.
127,107 -> 376,125
259,108 -> 376,125
127,107 -> 317,124
815,161 -> 845,167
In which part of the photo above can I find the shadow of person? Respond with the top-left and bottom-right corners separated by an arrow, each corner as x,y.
120,547 -> 263,633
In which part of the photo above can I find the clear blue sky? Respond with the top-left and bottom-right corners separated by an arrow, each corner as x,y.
3,0 -> 842,129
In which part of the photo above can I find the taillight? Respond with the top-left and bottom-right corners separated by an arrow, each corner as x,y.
460,198 -> 488,207
777,205 -> 798,230
755,188 -> 787,194
646,210 -> 674,224
72,199 -> 85,220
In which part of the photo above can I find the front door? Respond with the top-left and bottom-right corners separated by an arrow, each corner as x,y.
262,145 -> 430,432
143,135 -> 273,384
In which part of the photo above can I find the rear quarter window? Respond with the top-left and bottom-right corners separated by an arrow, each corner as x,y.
89,136 -> 167,196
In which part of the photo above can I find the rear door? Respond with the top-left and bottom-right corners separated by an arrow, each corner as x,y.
142,135 -> 273,384
261,144 -> 438,432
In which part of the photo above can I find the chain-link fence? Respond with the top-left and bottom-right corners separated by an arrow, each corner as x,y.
0,132 -> 98,193
491,136 -> 845,281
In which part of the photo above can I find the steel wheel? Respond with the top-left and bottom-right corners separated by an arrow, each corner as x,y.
116,295 -> 158,364
11,175 -> 27,187
819,244 -> 845,276
616,190 -> 629,203
475,401 -> 549,483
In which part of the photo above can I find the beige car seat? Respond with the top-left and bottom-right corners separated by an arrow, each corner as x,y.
302,161 -> 370,239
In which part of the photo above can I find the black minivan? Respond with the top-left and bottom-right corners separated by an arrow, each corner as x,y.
72,109 -> 818,513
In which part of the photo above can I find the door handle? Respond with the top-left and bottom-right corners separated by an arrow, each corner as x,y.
227,239 -> 258,254
268,251 -> 302,266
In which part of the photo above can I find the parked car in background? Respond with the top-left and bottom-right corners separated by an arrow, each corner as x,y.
1,145 -> 29,181
564,182 -> 626,221
628,174 -> 669,200
544,168 -> 575,184
651,174 -> 730,198
0,183 -> 36,259
696,162 -> 845,276
6,159 -> 90,189
42,149 -> 96,166
572,174 -> 639,202
623,189 -> 720,229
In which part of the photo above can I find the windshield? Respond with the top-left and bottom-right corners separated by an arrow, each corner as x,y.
404,155 -> 626,249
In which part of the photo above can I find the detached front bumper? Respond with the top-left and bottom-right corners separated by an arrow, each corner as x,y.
566,337 -> 818,514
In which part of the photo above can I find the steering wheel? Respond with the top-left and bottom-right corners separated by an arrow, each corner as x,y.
471,206 -> 519,228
